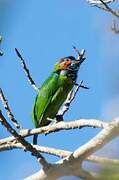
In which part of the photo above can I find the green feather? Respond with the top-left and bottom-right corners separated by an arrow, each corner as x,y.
32,72 -> 73,128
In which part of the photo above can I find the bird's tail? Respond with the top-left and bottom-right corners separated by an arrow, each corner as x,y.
33,134 -> 38,145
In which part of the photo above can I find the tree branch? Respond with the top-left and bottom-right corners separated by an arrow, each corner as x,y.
0,119 -> 107,145
0,88 -> 21,129
1,142 -> 119,167
57,80 -> 89,119
0,35 -> 3,56
0,110 -> 49,169
99,0 -> 119,18
88,0 -> 119,18
24,118 -> 119,179
87,0 -> 119,33
15,48 -> 39,92
87,0 -> 115,5
62,118 -> 119,165
87,155 -> 119,165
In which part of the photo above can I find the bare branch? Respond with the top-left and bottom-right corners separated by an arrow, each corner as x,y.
87,155 -> 119,165
19,116 -> 119,180
87,0 -> 115,5
88,0 -> 119,19
71,118 -> 119,162
0,35 -> 3,56
1,142 -> 119,167
30,118 -> 119,180
0,110 -> 49,168
73,46 -> 86,62
24,168 -> 95,180
0,119 -> 107,145
99,0 -> 119,18
0,88 -> 21,129
48,118 -> 119,179
15,48 -> 39,92
87,0 -> 119,34
57,81 -> 89,118
1,116 -> 119,179
24,161 -> 95,180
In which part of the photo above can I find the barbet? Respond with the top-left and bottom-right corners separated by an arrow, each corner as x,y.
32,52 -> 85,144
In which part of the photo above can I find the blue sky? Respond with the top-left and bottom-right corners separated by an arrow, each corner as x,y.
0,0 -> 119,180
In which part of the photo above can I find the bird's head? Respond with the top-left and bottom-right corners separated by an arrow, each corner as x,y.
54,55 -> 83,72
53,56 -> 75,73
53,47 -> 86,82
53,56 -> 83,80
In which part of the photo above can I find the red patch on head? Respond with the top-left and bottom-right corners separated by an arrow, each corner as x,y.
58,58 -> 72,70
63,59 -> 71,69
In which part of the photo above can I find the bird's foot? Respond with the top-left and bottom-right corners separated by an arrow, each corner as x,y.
45,116 -> 64,135
47,117 -> 57,125
47,116 -> 63,124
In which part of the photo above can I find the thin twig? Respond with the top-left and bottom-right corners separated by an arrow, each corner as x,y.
0,88 -> 21,129
15,48 -> 39,92
99,0 -> 119,18
87,0 -> 115,5
0,110 -> 49,168
87,155 -> 119,165
0,36 -> 3,56
90,0 -> 119,18
57,81 -> 89,118
73,46 -> 86,64
87,0 -> 119,33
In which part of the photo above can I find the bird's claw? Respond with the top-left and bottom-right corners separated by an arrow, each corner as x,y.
47,117 -> 57,123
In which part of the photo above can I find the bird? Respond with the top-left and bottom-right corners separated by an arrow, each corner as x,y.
31,54 -> 85,144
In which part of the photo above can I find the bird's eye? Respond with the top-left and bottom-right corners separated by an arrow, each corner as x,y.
65,58 -> 70,62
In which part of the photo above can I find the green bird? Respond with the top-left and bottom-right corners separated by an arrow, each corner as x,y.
32,54 -> 85,144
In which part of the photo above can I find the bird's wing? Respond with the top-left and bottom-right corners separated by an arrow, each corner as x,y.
31,73 -> 59,127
